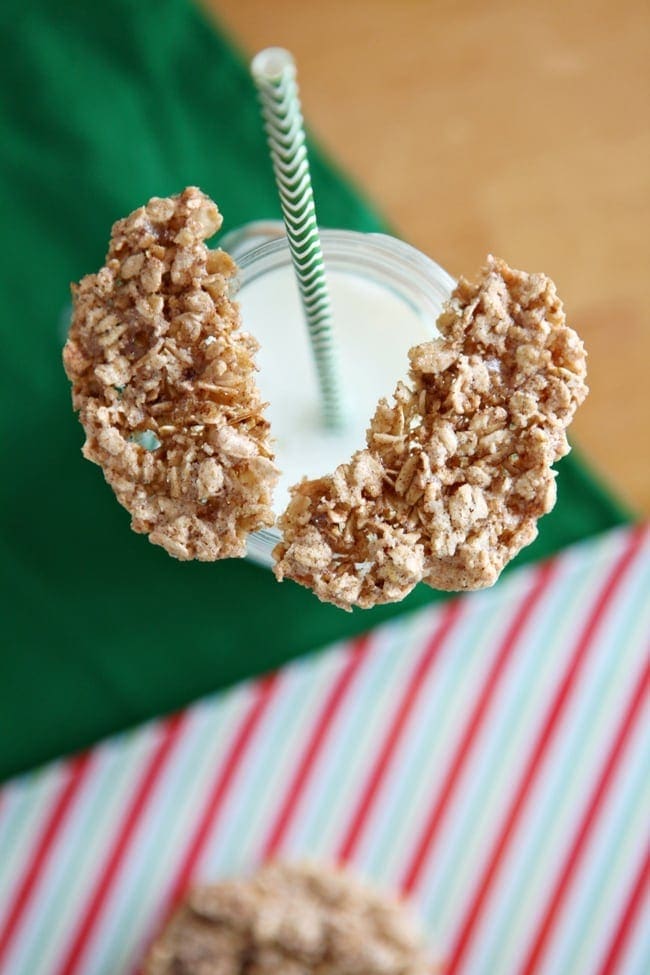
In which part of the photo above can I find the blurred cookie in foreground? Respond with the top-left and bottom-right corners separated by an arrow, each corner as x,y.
144,861 -> 433,974
63,187 -> 277,561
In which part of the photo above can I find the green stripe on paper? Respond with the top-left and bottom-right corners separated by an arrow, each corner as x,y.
106,696 -> 244,974
481,554 -> 650,974
431,549 -> 615,936
366,583 -> 533,885
559,750 -> 650,975
286,626 -> 422,857
17,737 -> 148,975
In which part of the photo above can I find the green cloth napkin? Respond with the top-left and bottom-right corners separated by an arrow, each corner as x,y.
0,0 -> 629,782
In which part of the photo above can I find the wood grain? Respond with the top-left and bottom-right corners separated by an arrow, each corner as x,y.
205,0 -> 649,514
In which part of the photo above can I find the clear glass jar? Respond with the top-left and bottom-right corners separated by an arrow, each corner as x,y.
218,223 -> 455,568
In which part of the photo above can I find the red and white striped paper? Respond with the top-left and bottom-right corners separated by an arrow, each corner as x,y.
0,525 -> 648,975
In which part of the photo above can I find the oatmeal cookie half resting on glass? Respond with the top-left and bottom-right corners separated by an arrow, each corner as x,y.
273,257 -> 588,610
63,187 -> 277,560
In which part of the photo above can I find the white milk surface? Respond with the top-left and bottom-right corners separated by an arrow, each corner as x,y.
238,265 -> 437,515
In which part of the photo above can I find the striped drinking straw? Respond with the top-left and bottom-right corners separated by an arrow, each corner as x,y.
251,47 -> 345,430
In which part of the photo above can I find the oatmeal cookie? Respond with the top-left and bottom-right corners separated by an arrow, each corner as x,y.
144,862 -> 431,975
274,257 -> 587,609
63,188 -> 277,560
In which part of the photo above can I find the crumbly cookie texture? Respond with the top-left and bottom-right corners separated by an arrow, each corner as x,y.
63,187 -> 277,560
144,862 -> 431,975
274,256 -> 588,610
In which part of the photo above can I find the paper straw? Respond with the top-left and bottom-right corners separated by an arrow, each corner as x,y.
251,47 -> 345,430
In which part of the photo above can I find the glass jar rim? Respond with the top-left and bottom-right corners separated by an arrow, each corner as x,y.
220,223 -> 456,323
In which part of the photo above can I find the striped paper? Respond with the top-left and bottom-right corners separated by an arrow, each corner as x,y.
0,525 -> 648,975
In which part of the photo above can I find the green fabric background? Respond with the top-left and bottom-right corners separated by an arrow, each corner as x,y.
0,0 -> 629,782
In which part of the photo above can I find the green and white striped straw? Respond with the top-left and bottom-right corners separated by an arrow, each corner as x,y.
251,47 -> 345,430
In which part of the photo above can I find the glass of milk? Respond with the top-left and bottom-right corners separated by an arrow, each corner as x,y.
219,223 -> 455,568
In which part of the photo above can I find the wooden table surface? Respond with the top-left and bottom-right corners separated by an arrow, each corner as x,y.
206,0 -> 649,515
